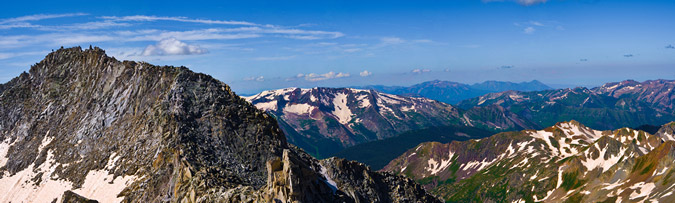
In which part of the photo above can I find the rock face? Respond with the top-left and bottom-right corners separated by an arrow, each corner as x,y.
246,87 -> 536,158
458,81 -> 675,130
383,121 -> 675,202
0,47 -> 439,202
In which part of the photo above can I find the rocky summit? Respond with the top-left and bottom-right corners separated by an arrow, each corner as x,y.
383,120 -> 675,202
0,47 -> 440,202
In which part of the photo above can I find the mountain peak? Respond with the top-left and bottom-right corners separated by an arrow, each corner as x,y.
0,47 -> 440,202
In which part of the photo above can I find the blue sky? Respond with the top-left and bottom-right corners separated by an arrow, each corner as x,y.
1,0 -> 674,94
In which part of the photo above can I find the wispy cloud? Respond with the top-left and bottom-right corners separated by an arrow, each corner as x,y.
0,51 -> 48,60
380,37 -> 405,45
484,0 -> 548,6
123,29 -> 262,41
359,70 -> 372,77
411,68 -> 431,74
515,20 -> 563,34
530,21 -> 544,26
0,13 -> 345,51
412,39 -> 433,43
0,13 -> 88,24
292,71 -> 351,81
244,76 -> 265,81
101,15 -> 255,26
523,27 -> 536,34
141,38 -> 208,56
36,21 -> 131,31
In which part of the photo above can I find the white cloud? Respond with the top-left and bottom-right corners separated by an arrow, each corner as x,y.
523,27 -> 536,34
36,21 -> 131,31
483,0 -> 547,6
103,16 -> 343,40
125,29 -> 262,41
244,76 -> 265,81
530,21 -> 544,26
517,0 -> 547,6
359,70 -> 372,77
101,15 -> 255,26
0,13 -> 88,24
411,68 -> 431,74
380,37 -> 405,45
295,71 -> 351,81
142,38 -> 208,56
412,39 -> 433,43
0,51 -> 48,60
0,22 -> 40,29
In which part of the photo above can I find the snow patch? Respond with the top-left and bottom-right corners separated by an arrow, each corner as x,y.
332,93 -> 353,124
319,163 -> 338,194
629,182 -> 655,200
0,150 -> 137,203
356,94 -> 371,108
254,100 -> 278,111
0,139 -> 13,167
284,103 -> 315,115
401,105 -> 416,112
426,151 -> 455,175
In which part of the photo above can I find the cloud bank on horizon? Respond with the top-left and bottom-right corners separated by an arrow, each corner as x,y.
0,0 -> 674,94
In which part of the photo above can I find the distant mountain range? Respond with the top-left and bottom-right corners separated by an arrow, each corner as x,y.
383,121 -> 675,202
245,87 -> 536,158
248,79 -> 675,160
458,79 -> 675,130
359,80 -> 552,104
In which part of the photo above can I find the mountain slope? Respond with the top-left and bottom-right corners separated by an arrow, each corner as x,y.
458,83 -> 675,130
383,121 -> 675,202
334,125 -> 493,170
246,87 -> 536,158
361,80 -> 551,104
0,47 -> 440,202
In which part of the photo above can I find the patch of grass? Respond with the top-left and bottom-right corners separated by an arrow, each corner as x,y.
662,169 -> 674,186
564,193 -> 584,203
561,171 -> 585,190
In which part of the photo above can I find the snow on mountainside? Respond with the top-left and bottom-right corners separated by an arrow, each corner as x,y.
246,87 -> 536,158
458,81 -> 675,130
383,121 -> 675,202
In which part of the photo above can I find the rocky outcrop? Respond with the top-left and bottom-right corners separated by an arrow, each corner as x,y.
0,47 -> 438,202
60,191 -> 98,203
